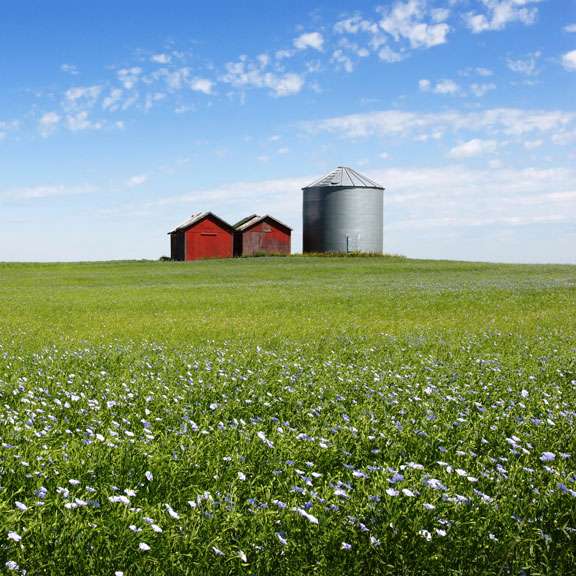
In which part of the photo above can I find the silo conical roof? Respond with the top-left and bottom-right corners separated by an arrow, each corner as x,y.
303,166 -> 384,190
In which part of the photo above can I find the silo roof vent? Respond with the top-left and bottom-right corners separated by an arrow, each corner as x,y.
303,166 -> 384,190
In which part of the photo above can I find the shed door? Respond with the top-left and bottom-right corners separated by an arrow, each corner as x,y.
186,223 -> 232,260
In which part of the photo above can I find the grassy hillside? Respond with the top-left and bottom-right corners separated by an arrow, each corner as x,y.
1,257 -> 574,346
0,257 -> 575,575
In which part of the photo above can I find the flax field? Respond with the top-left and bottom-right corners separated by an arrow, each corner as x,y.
0,257 -> 575,575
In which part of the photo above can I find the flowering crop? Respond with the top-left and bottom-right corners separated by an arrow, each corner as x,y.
0,258 -> 575,574
0,327 -> 574,575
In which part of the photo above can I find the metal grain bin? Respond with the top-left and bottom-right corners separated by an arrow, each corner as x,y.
302,167 -> 384,254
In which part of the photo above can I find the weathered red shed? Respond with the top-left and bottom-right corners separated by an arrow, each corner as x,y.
234,214 -> 292,256
168,212 -> 235,261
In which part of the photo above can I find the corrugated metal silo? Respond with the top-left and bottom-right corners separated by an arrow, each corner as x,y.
302,166 -> 385,254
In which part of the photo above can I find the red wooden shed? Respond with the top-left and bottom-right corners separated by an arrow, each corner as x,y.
168,212 -> 235,261
234,214 -> 292,257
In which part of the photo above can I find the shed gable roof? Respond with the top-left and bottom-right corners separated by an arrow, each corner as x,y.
303,166 -> 384,190
234,214 -> 292,233
168,211 -> 235,235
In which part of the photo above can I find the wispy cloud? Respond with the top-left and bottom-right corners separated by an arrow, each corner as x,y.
506,51 -> 541,76
524,139 -> 542,150
419,78 -> 460,94
38,111 -> 61,137
151,53 -> 171,64
301,108 -> 576,141
67,111 -> 102,131
464,0 -> 542,34
1,183 -> 98,203
448,138 -> 498,158
126,174 -> 149,187
117,67 -> 143,90
64,85 -> 103,110
220,55 -> 305,97
7,0 -> 561,141
376,165 -> 576,238
61,63 -> 79,75
102,89 -> 125,111
470,83 -> 496,97
153,175 -> 306,207
332,0 -> 452,66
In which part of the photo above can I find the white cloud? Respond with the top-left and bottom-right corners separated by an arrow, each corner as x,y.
118,67 -> 143,90
459,66 -> 494,77
275,49 -> 293,60
151,53 -> 171,64
419,78 -> 460,94
561,50 -> 576,71
61,64 -> 79,75
331,37 -> 371,71
294,32 -> 324,52
506,51 -> 541,75
332,49 -> 355,72
419,79 -> 431,91
435,79 -> 460,94
126,174 -> 149,187
332,2 -> 450,66
67,111 -> 102,131
257,54 -> 270,68
190,78 -> 214,95
524,139 -> 542,149
334,14 -> 379,35
64,85 -> 103,111
102,89 -> 124,111
39,111 -> 61,126
0,120 -> 18,134
144,92 -> 166,112
470,83 -> 496,97
154,67 -> 190,91
221,57 -> 305,97
38,112 -> 61,137
465,0 -> 541,34
271,73 -> 304,96
448,138 -> 498,158
378,0 -> 451,49
564,24 -> 576,33
174,105 -> 194,114
378,45 -> 405,63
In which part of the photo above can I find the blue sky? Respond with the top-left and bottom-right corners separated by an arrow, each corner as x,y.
1,0 -> 575,263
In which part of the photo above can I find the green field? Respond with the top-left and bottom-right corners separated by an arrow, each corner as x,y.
1,257 -> 575,574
